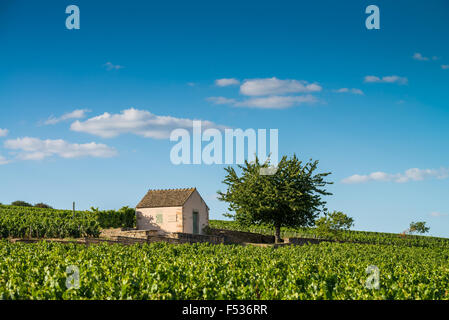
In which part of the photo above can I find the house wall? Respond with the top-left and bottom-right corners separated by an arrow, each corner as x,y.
136,206 -> 183,234
182,190 -> 209,235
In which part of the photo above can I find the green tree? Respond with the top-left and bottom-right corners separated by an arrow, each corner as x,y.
218,155 -> 332,243
409,221 -> 430,235
34,203 -> 53,209
11,200 -> 32,207
315,211 -> 354,239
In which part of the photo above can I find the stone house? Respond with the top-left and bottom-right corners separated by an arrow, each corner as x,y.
135,188 -> 209,235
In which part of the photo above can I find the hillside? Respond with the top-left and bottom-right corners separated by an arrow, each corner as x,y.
0,204 -> 134,238
1,205 -> 449,300
209,220 -> 449,248
1,204 -> 448,249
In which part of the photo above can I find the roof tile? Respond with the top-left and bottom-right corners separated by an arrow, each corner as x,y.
136,188 -> 196,208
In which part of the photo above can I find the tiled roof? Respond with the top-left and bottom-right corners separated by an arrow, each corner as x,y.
136,188 -> 196,208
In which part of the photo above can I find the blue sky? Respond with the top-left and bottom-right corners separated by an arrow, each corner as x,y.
1,0 -> 448,237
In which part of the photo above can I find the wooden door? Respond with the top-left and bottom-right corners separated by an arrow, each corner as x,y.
192,211 -> 199,234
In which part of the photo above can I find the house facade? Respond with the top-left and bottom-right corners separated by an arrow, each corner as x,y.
135,188 -> 209,235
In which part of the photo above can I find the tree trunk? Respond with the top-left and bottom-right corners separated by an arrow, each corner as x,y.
274,225 -> 283,243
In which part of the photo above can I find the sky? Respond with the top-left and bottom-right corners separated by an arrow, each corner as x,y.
1,0 -> 448,237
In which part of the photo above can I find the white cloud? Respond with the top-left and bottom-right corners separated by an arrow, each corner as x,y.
442,65 -> 449,70
234,95 -> 317,109
104,62 -> 124,70
413,53 -> 429,61
206,97 -> 237,105
240,77 -> 322,96
364,76 -> 380,83
0,128 -> 9,137
208,77 -> 321,109
207,95 -> 317,109
342,167 -> 449,184
333,88 -> 364,95
71,108 -> 226,139
4,137 -> 117,161
215,78 -> 240,87
364,75 -> 408,85
44,109 -> 90,125
430,212 -> 448,218
351,89 -> 364,95
341,174 -> 369,184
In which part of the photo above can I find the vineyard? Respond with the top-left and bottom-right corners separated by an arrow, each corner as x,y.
0,240 -> 448,299
0,205 -> 135,238
1,205 -> 448,300
1,204 -> 448,250
210,220 -> 449,248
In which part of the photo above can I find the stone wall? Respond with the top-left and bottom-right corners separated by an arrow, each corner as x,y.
169,232 -> 224,244
13,230 -> 335,247
118,229 -> 225,244
284,237 -> 334,245
120,229 -> 157,239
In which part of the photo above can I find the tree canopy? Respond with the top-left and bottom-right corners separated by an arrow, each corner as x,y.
218,155 -> 332,242
34,203 -> 53,209
409,221 -> 430,235
315,211 -> 354,239
11,200 -> 32,207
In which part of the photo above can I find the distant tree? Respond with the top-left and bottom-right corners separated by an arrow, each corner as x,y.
315,211 -> 354,239
34,203 -> 53,209
11,200 -> 32,207
409,221 -> 430,235
218,155 -> 332,243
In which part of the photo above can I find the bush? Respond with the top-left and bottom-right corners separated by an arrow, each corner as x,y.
11,201 -> 32,207
409,221 -> 430,234
202,225 -> 212,235
89,206 -> 136,229
34,203 -> 53,209
315,211 -> 354,240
